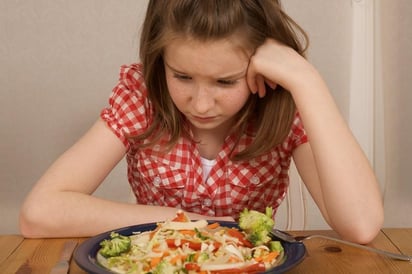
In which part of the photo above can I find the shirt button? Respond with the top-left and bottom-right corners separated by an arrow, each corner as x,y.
251,175 -> 260,185
203,198 -> 212,207
153,176 -> 161,186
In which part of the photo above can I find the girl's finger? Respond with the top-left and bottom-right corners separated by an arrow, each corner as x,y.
265,79 -> 278,90
256,74 -> 266,98
246,66 -> 258,94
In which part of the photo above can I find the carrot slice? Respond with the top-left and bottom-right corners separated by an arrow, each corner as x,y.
150,257 -> 162,268
262,251 -> 279,263
207,222 -> 220,229
179,230 -> 197,236
170,254 -> 187,264
172,211 -> 190,222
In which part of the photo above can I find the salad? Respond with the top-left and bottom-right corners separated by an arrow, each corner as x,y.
97,208 -> 283,273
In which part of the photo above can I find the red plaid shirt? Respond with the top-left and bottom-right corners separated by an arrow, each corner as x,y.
101,64 -> 308,219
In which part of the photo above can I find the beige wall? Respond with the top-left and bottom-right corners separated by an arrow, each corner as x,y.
279,0 -> 353,230
379,0 -> 412,227
283,0 -> 352,119
1,0 -> 147,234
1,0 -> 410,234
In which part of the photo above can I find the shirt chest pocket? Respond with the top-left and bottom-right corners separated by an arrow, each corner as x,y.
226,165 -> 281,212
137,158 -> 187,207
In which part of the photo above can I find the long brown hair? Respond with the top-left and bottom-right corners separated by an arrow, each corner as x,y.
136,0 -> 308,161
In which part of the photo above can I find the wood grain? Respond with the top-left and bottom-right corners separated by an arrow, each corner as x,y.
286,230 -> 411,274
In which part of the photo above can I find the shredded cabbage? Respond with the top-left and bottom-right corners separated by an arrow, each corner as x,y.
97,212 -> 284,273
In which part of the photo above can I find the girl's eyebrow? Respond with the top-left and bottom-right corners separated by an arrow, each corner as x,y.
219,69 -> 247,80
165,62 -> 247,79
165,62 -> 185,74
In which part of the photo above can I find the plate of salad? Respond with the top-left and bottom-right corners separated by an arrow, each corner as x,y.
74,208 -> 306,273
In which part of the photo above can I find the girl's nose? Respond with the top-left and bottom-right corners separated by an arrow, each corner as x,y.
192,85 -> 215,114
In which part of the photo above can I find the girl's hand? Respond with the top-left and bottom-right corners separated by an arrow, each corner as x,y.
246,39 -> 313,97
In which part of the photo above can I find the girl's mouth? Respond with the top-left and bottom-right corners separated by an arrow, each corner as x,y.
191,115 -> 217,123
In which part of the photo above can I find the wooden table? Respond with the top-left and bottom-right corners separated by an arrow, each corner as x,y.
1,229 -> 411,273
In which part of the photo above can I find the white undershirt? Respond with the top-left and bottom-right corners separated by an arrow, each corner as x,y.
200,157 -> 217,181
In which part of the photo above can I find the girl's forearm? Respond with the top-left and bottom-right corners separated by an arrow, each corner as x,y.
291,72 -> 383,242
20,191 -> 233,238
20,193 -> 163,238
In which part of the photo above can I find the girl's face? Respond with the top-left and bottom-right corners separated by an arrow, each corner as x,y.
164,37 -> 252,136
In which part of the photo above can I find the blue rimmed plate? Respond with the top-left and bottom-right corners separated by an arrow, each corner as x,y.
74,221 -> 306,273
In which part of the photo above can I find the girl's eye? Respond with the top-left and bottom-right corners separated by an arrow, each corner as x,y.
173,73 -> 192,80
217,79 -> 237,85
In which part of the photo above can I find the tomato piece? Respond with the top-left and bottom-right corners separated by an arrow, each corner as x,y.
210,241 -> 222,251
166,239 -> 178,248
226,228 -> 253,248
166,239 -> 202,250
185,262 -> 201,271
182,239 -> 202,250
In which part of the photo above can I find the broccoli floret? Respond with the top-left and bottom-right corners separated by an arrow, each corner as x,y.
238,207 -> 274,246
196,252 -> 210,263
248,230 -> 272,246
269,240 -> 284,253
152,259 -> 175,274
99,232 -> 131,258
194,227 -> 209,240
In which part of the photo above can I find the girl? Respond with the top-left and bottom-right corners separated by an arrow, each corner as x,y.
19,0 -> 383,243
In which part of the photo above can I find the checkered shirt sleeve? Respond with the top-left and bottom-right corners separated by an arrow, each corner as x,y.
100,64 -> 152,148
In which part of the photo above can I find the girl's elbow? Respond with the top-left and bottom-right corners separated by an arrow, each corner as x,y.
350,225 -> 381,244
19,209 -> 37,238
19,219 -> 37,238
19,203 -> 51,238
343,212 -> 384,244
